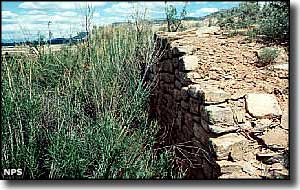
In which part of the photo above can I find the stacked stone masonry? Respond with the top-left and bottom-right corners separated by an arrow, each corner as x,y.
146,27 -> 289,179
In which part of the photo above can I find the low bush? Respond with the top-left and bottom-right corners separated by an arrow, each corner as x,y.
258,47 -> 279,66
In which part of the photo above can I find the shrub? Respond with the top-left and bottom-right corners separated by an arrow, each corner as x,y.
165,2 -> 187,32
1,25 -> 183,179
258,47 -> 279,65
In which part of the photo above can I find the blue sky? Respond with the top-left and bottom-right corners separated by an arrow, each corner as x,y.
2,1 -> 241,42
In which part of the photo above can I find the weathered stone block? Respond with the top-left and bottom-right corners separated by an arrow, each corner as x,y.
175,112 -> 182,127
175,69 -> 180,80
184,112 -> 193,126
162,60 -> 174,73
179,72 -> 193,85
188,84 -> 204,100
193,122 -> 209,144
217,160 -> 243,174
181,87 -> 189,101
159,81 -> 174,93
160,73 -> 175,83
173,45 -> 195,56
178,55 -> 200,71
175,80 -> 182,90
173,58 -> 179,68
233,109 -> 245,124
202,87 -> 231,104
182,124 -> 194,139
181,100 -> 189,111
209,133 -> 248,160
205,104 -> 235,125
261,127 -> 288,149
208,124 -> 239,134
245,93 -> 282,119
192,114 -> 201,122
190,97 -> 200,114
186,71 -> 202,80
174,89 -> 181,101
200,118 -> 210,133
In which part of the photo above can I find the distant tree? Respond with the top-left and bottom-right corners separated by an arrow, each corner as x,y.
165,2 -> 188,32
236,2 -> 260,28
259,1 -> 289,42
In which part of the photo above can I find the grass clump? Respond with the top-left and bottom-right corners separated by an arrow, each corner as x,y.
258,47 -> 279,66
1,24 -> 183,179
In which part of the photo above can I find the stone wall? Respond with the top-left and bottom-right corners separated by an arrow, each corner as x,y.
146,28 -> 289,179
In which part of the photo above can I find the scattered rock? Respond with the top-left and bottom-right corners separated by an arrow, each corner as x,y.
261,127 -> 288,149
272,63 -> 288,71
245,93 -> 282,119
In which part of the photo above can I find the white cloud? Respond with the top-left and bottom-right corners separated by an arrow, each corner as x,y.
187,7 -> 219,17
199,8 -> 219,13
26,10 -> 47,15
103,1 -> 186,18
58,11 -> 77,17
19,2 -> 106,10
103,2 -> 132,15
221,2 -> 241,4
2,10 -> 18,18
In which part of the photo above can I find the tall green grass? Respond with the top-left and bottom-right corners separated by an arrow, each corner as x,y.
1,25 -> 181,179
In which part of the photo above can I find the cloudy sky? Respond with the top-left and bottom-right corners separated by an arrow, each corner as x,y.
2,1 -> 240,42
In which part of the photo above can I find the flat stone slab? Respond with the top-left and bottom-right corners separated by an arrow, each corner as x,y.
245,93 -> 282,119
217,160 -> 243,174
205,104 -> 235,125
208,124 -> 239,134
272,63 -> 288,71
203,87 -> 231,104
261,127 -> 288,149
209,133 -> 248,160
